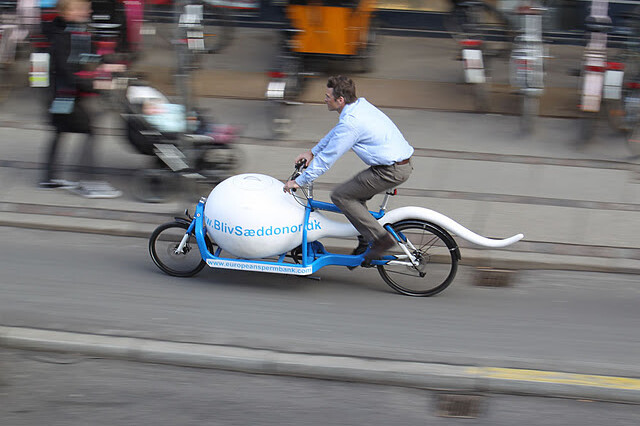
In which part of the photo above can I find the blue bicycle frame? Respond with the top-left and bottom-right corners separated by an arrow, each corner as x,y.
190,194 -> 394,276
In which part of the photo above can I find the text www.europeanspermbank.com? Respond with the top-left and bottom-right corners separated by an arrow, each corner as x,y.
207,259 -> 311,274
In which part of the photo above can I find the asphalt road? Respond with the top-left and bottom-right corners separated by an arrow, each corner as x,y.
2,348 -> 640,426
1,227 -> 639,377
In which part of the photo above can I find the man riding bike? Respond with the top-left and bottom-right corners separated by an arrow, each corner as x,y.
283,75 -> 414,263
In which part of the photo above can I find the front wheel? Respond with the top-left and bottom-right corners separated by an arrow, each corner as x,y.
149,221 -> 210,277
377,220 -> 459,297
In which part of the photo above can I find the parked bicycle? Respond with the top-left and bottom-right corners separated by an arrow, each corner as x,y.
1,0 -> 37,98
603,5 -> 640,155
142,0 -> 234,56
509,1 -> 548,135
265,0 -> 377,137
445,0 -> 513,112
577,0 -> 615,144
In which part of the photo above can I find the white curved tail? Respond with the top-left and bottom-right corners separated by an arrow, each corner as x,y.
380,207 -> 524,248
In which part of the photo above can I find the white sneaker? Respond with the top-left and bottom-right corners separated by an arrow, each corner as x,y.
68,181 -> 122,199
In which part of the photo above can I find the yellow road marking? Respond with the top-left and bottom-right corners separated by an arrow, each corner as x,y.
466,367 -> 640,390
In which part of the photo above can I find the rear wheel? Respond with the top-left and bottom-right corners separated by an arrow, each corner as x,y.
149,221 -> 212,277
377,220 -> 458,297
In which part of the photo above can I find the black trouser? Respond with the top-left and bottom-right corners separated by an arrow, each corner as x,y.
44,99 -> 94,182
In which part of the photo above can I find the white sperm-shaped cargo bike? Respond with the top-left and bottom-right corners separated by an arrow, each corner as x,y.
149,163 -> 524,296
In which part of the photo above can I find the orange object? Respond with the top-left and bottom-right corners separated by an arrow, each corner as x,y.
285,0 -> 374,56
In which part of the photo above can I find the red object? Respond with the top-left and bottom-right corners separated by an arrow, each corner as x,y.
268,71 -> 287,79
459,39 -> 482,48
41,11 -> 58,22
606,62 -> 624,71
585,65 -> 606,73
94,40 -> 117,55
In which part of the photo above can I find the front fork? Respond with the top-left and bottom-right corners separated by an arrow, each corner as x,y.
175,211 -> 197,255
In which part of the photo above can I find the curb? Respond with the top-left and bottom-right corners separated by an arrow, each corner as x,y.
2,326 -> 640,403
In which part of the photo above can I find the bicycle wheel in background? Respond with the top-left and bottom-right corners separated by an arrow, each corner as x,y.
149,221 -> 214,277
472,77 -> 490,111
377,220 -> 459,297
578,112 -> 599,145
626,122 -> 640,157
202,3 -> 234,54
520,94 -> 539,135
132,168 -> 176,203
608,82 -> 640,134
267,54 -> 304,137
444,0 -> 513,53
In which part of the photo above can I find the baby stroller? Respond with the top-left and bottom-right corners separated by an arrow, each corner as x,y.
122,83 -> 242,202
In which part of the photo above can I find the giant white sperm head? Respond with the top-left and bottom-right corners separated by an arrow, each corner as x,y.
203,174 -> 308,258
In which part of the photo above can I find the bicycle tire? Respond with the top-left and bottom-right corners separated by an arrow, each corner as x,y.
149,221 -> 212,277
269,99 -> 294,137
356,19 -> 378,74
189,146 -> 243,198
520,94 -> 539,135
617,86 -> 640,134
626,122 -> 640,156
132,168 -> 175,203
473,81 -> 490,112
445,0 -> 513,45
202,3 -> 234,54
578,113 -> 598,145
377,220 -> 458,297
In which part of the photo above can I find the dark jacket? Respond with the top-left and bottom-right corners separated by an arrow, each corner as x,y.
48,16 -> 94,133
48,16 -> 94,100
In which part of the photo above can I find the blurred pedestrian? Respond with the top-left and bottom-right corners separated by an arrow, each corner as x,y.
283,76 -> 414,263
39,0 -> 121,198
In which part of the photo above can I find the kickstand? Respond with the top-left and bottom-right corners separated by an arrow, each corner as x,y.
304,275 -> 322,281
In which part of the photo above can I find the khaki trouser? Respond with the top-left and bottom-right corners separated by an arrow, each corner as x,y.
331,161 -> 413,243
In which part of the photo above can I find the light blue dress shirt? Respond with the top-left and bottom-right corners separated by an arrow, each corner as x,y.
295,97 -> 414,187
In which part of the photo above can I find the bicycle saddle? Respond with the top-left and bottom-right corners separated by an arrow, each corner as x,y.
584,15 -> 613,33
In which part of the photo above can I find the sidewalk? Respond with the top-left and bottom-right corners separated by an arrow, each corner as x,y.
1,94 -> 639,273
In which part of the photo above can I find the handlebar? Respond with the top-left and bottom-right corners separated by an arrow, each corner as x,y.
285,160 -> 308,194
289,159 -> 307,182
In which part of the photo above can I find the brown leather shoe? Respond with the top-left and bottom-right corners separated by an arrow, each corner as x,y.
351,235 -> 369,256
364,233 -> 396,262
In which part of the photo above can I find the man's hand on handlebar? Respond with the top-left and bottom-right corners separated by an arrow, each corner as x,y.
284,151 -> 312,193
295,150 -> 314,168
283,179 -> 300,194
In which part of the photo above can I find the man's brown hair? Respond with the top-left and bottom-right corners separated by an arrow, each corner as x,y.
327,76 -> 357,104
